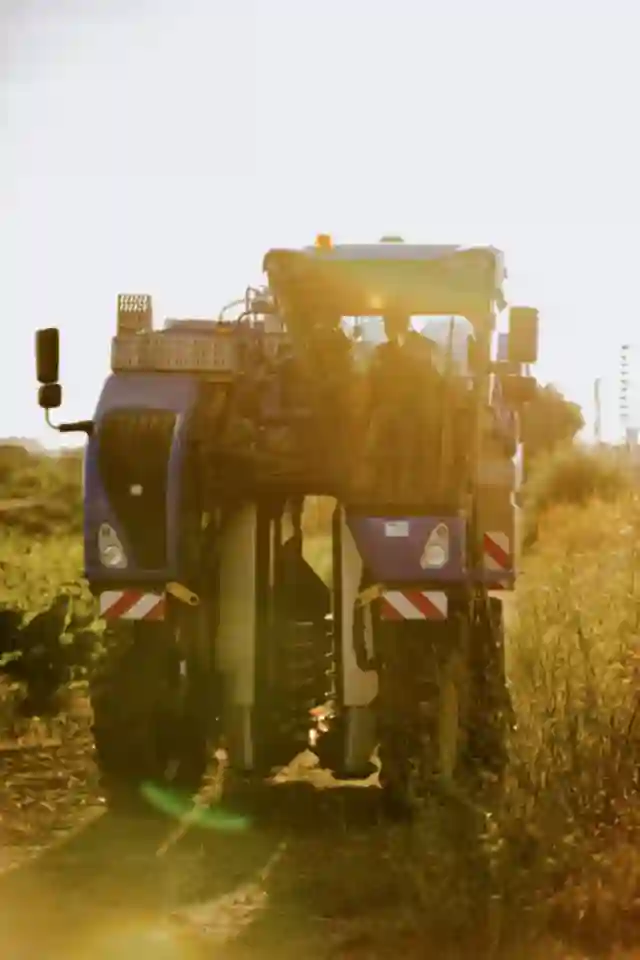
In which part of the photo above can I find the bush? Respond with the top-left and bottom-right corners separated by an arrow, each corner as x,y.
521,383 -> 584,460
0,444 -> 83,537
0,446 -> 98,731
523,444 -> 633,548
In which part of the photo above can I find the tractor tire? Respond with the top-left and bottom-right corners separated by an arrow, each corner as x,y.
375,616 -> 471,821
90,620 -> 209,813
465,596 -> 513,792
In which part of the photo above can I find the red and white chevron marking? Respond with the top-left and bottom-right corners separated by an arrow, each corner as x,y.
379,590 -> 448,621
99,590 -> 166,621
483,531 -> 511,572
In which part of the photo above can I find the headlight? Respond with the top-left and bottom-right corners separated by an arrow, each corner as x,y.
420,523 -> 449,570
98,523 -> 128,569
422,544 -> 447,568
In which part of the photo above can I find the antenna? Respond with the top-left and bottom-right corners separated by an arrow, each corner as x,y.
620,343 -> 631,437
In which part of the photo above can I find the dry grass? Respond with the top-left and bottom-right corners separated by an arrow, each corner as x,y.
499,494 -> 640,950
388,491 -> 640,957
297,477 -> 640,955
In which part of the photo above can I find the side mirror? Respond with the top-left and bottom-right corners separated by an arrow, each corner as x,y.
38,383 -> 62,411
36,328 -> 60,384
500,374 -> 538,407
507,307 -> 539,365
34,327 -> 92,434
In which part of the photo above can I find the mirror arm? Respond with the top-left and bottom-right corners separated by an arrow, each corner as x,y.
45,410 -> 94,436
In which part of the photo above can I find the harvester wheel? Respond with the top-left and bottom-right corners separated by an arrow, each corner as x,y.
376,617 -> 470,820
90,621 -> 209,813
437,642 -> 468,781
377,729 -> 415,821
465,596 -> 513,791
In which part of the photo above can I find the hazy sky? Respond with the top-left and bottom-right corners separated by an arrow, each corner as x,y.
3,0 -> 640,446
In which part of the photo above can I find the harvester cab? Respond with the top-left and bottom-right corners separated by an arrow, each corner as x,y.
34,238 -> 539,816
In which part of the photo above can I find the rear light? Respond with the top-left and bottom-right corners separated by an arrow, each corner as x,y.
419,523 -> 450,570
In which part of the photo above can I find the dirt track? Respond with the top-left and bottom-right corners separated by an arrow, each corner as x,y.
0,716 -> 615,960
0,731 -> 431,960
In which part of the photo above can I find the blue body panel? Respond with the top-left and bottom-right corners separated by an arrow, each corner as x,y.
346,513 -> 515,586
346,514 -> 467,583
84,373 -> 198,583
84,372 -> 513,589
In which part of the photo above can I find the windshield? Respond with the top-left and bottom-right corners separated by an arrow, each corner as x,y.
341,314 -> 474,374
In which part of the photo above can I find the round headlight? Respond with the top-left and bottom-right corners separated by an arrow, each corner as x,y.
98,523 -> 128,569
422,544 -> 447,568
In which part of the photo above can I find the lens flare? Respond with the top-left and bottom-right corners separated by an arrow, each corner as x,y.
140,782 -> 250,833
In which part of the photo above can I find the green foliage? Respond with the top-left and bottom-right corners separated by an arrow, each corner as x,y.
0,443 -> 85,607
0,444 -> 83,537
521,383 -> 584,460
0,531 -> 85,612
0,445 -> 98,725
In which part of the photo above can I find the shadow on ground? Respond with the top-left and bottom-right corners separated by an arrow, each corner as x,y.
0,759 -> 411,960
186,782 -> 424,960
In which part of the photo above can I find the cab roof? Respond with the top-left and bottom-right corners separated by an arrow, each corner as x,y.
263,242 -> 506,329
298,242 -> 503,265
